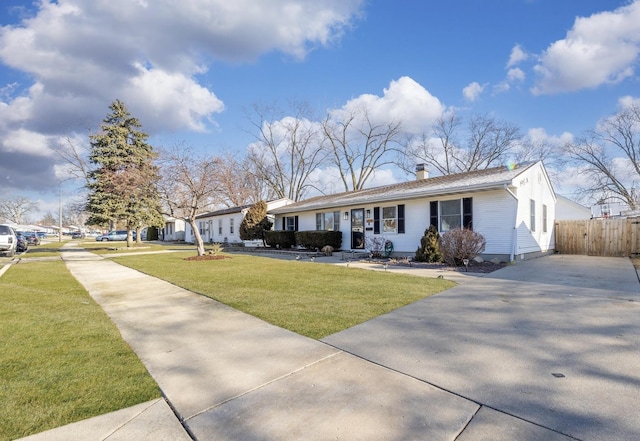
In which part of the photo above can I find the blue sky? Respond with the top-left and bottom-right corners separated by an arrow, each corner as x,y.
0,0 -> 638,219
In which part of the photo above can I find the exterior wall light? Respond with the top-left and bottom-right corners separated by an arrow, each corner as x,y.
343,211 -> 349,220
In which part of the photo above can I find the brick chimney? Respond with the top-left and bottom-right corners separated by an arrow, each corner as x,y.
416,163 -> 428,180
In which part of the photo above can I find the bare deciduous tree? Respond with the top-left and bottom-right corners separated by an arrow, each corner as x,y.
323,106 -> 402,191
0,196 -> 38,224
50,135 -> 92,184
403,113 -> 521,175
217,152 -> 274,207
158,144 -> 222,256
564,104 -> 640,209
246,103 -> 327,201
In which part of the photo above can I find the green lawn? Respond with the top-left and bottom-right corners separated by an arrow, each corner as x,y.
0,261 -> 160,441
112,252 -> 456,339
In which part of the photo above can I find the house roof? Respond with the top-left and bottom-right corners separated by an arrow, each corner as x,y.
196,204 -> 251,219
271,162 -> 539,214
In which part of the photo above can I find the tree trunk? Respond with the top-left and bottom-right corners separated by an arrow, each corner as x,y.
187,219 -> 206,256
126,229 -> 133,248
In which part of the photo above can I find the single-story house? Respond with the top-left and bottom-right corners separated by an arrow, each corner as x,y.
270,161 -> 557,262
555,195 -> 592,220
162,216 -> 185,241
185,198 -> 293,245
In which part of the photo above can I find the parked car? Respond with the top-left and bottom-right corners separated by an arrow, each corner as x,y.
15,233 -> 28,253
19,231 -> 41,245
96,230 -> 133,241
71,231 -> 85,239
0,224 -> 17,257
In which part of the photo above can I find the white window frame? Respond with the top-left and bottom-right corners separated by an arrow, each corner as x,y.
316,211 -> 340,231
382,206 -> 397,233
218,219 -> 223,235
440,199 -> 462,232
230,218 -> 235,234
285,216 -> 296,231
530,199 -> 536,232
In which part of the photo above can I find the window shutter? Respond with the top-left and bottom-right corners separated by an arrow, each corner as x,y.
397,204 -> 405,234
463,197 -> 473,230
430,201 -> 438,228
282,218 -> 286,231
373,207 -> 380,234
294,216 -> 299,232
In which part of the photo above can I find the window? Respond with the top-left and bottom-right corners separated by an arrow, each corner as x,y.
218,219 -> 223,235
431,198 -> 472,232
382,206 -> 397,233
230,218 -> 235,234
542,204 -> 548,233
530,199 -> 536,232
316,211 -> 340,231
440,200 -> 462,231
284,216 -> 298,231
198,221 -> 205,235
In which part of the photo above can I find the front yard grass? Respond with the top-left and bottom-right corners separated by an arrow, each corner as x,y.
112,252 -> 456,339
0,261 -> 160,440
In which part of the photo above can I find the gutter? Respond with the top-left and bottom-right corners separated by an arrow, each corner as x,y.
504,184 -> 518,262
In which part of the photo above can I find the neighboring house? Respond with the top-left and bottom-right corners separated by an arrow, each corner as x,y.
185,199 -> 293,245
555,195 -> 592,220
162,217 -> 186,241
270,161 -> 556,262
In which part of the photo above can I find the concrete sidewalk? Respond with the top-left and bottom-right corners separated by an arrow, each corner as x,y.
18,250 -> 639,440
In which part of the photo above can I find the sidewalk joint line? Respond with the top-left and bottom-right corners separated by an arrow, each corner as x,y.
323,343 -> 584,441
183,350 -> 343,422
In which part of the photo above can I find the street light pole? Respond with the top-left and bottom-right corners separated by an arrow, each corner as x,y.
59,182 -> 63,243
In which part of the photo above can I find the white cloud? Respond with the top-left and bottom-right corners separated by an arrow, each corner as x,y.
618,95 -> 640,109
532,0 -> 640,95
335,76 -> 445,134
527,127 -> 573,147
507,44 -> 528,67
507,68 -> 525,82
462,82 -> 486,102
0,0 -> 363,192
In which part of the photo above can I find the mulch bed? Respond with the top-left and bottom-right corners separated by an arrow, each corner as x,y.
364,259 -> 507,273
184,254 -> 231,261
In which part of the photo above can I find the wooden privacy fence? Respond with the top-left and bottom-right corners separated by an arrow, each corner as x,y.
555,218 -> 640,257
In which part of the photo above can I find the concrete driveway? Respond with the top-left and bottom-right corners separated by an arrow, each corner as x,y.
323,254 -> 640,441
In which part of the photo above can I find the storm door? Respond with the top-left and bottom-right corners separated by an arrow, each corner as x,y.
351,208 -> 365,249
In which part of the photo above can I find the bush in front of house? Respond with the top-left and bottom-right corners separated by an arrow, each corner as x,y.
415,225 -> 443,262
264,230 -> 296,249
439,228 -> 486,266
294,231 -> 342,250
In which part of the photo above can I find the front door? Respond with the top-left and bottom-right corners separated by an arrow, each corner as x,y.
351,208 -> 365,249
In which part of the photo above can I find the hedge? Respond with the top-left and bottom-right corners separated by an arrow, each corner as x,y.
295,230 -> 342,250
264,230 -> 296,249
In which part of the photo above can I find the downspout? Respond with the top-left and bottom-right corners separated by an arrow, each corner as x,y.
504,184 -> 518,262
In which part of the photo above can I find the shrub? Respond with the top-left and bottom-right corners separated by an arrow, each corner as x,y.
208,243 -> 224,255
239,201 -> 273,244
439,228 -> 486,266
264,230 -> 296,249
294,231 -> 342,250
365,235 -> 386,258
321,245 -> 334,256
415,225 -> 442,262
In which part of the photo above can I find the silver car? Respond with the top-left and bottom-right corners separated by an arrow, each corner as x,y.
96,230 -> 128,241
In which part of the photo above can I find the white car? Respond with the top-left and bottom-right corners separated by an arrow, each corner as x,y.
0,224 -> 17,257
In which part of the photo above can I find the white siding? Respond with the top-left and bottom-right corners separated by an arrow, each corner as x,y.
471,190 -> 518,256
511,163 -> 556,256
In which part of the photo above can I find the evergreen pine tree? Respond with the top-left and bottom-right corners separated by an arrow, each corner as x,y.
415,225 -> 443,262
86,100 -> 163,245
